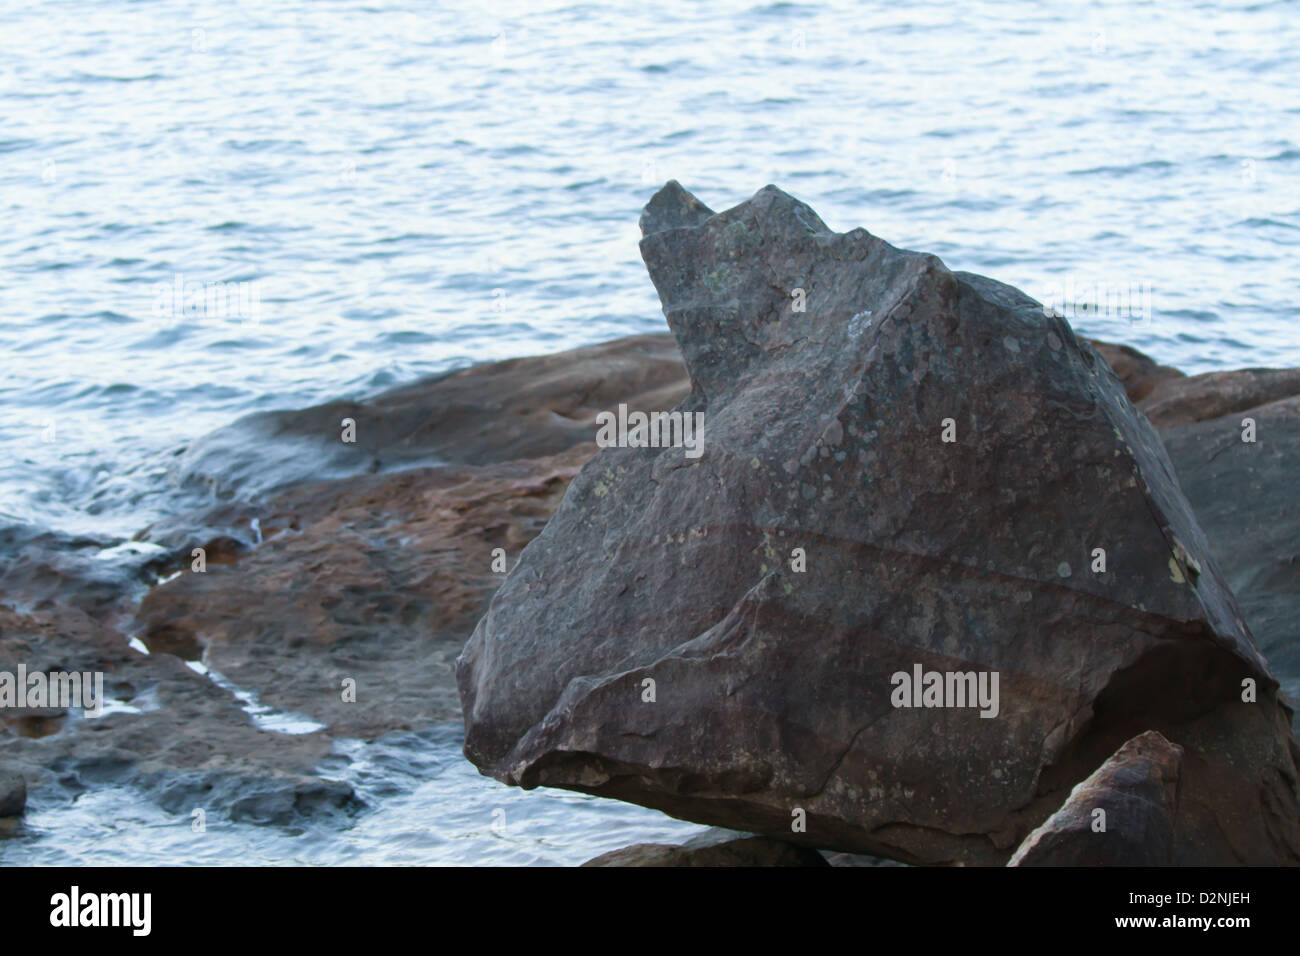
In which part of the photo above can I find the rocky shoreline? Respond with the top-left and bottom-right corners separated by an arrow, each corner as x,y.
3,184 -> 1299,866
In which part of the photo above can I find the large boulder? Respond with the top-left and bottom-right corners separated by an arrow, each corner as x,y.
1007,731 -> 1182,866
457,182 -> 1300,865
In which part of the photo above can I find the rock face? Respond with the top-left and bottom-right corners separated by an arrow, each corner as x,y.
1076,354 -> 1300,724
458,182 -> 1300,865
1159,393 -> 1300,728
1007,731 -> 1182,866
581,827 -> 828,867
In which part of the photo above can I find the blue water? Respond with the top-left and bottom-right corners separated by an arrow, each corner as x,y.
1,0 -> 1298,864
2,0 -> 1299,537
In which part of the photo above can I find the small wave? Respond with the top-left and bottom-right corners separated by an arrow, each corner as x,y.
67,72 -> 164,84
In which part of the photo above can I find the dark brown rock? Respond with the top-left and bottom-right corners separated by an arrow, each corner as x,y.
1008,731 -> 1182,866
458,182 -> 1300,865
1084,339 -> 1184,403
1140,368 -> 1300,430
582,828 -> 829,867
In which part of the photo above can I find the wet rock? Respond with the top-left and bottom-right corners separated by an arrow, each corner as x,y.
222,775 -> 360,827
582,827 -> 828,867
135,449 -> 594,737
1008,731 -> 1182,866
165,334 -> 689,503
132,336 -> 691,739
3,335 -> 692,827
458,182 -> 1300,865
0,604 -> 354,825
0,522 -> 166,628
0,768 -> 26,816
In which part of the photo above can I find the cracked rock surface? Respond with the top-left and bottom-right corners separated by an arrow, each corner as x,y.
458,182 -> 1300,865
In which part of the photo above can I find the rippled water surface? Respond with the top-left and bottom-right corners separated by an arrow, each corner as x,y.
0,726 -> 708,865
1,0 -> 1298,864
3,0 -> 1299,535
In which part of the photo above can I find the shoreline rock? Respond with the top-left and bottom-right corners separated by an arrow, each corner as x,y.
2,191 -> 1298,862
457,182 -> 1300,864
0,602 -> 358,827
1,335 -> 690,825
